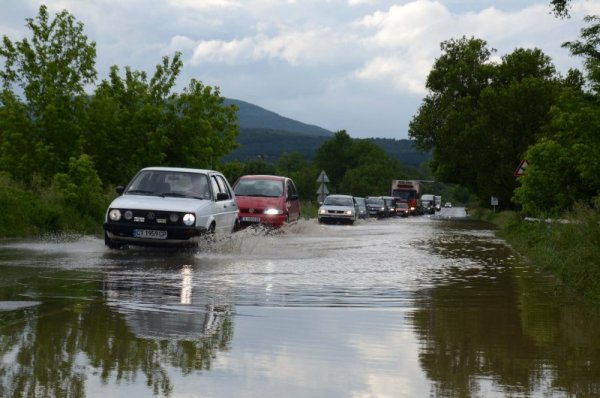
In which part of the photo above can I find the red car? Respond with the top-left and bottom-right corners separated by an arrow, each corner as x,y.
233,175 -> 301,228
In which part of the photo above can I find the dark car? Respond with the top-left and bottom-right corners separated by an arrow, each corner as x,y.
365,196 -> 387,218
382,196 -> 397,217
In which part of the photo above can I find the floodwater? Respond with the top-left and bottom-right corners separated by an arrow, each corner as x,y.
0,208 -> 599,398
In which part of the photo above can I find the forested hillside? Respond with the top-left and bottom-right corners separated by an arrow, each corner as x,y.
224,98 -> 332,136
225,100 -> 430,169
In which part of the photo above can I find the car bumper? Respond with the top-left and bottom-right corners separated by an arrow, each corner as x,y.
103,222 -> 208,247
238,213 -> 287,228
318,214 -> 355,223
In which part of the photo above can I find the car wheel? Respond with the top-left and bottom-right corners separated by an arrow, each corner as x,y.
203,222 -> 216,243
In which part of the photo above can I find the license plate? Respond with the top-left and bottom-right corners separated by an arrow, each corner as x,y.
133,229 -> 167,239
241,216 -> 261,223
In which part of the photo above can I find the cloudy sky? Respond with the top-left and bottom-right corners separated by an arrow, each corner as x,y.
1,1 -> 599,139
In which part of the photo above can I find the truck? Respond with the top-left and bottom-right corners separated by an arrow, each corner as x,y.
391,180 -> 421,215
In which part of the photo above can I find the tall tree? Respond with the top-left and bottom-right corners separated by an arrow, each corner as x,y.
167,79 -> 238,169
314,130 -> 355,191
0,5 -> 96,180
410,37 -> 560,208
474,49 -> 559,206
409,37 -> 494,198
514,17 -> 600,214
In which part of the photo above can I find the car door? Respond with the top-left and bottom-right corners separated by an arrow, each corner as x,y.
286,179 -> 301,222
209,173 -> 238,234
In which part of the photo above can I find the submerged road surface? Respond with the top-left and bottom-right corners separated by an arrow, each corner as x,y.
1,208 -> 599,397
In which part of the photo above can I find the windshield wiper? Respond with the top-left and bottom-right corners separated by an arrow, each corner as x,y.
162,192 -> 204,199
127,189 -> 160,196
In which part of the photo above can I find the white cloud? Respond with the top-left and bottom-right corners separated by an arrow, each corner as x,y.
168,0 -> 241,11
0,0 -> 595,138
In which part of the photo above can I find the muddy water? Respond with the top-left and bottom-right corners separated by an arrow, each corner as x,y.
0,210 -> 599,397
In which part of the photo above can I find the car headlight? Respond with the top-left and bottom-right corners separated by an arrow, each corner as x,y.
183,213 -> 195,226
109,209 -> 121,221
264,208 -> 283,215
169,213 -> 179,223
124,210 -> 133,220
319,208 -> 326,214
345,210 -> 354,216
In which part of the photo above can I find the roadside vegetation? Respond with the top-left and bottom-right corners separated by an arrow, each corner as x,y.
408,1 -> 600,306
0,6 -> 428,238
472,204 -> 600,304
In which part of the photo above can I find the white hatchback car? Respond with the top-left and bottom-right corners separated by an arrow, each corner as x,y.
103,167 -> 238,248
318,194 -> 358,225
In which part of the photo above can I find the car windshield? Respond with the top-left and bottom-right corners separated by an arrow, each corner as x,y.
126,170 -> 210,199
234,179 -> 283,197
366,198 -> 383,205
323,196 -> 353,206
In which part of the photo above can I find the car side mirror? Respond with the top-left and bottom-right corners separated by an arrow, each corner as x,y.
288,194 -> 298,201
216,192 -> 229,201
116,186 -> 125,195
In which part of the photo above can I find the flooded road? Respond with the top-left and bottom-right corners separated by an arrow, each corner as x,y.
1,208 -> 599,397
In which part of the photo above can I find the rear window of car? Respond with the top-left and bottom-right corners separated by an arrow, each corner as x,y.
234,179 -> 284,197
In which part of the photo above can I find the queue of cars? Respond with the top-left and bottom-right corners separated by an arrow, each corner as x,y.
103,166 -> 442,249
103,167 -> 301,249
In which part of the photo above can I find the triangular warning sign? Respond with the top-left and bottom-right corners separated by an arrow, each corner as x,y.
514,159 -> 528,177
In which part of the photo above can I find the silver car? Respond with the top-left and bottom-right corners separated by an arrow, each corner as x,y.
318,194 -> 358,225
103,167 -> 238,248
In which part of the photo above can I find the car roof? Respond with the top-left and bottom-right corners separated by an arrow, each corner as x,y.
140,166 -> 220,174
238,174 -> 288,181
326,194 -> 353,198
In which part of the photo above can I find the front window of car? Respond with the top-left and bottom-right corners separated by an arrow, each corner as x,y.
366,198 -> 383,205
234,179 -> 284,197
323,196 -> 353,206
126,170 -> 210,199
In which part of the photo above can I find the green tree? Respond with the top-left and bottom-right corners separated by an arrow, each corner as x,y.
409,37 -> 494,198
275,151 -> 318,201
314,130 -> 354,191
513,17 -> 600,215
167,79 -> 238,169
0,91 -> 36,182
0,5 -> 96,181
410,38 -> 561,208
84,55 -> 181,184
550,0 -> 572,18
53,154 -> 105,220
474,48 -> 559,206
562,15 -> 600,93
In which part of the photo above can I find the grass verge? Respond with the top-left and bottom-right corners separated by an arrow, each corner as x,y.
472,205 -> 600,304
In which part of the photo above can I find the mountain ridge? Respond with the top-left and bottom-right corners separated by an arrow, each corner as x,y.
224,98 -> 333,137
223,98 -> 430,169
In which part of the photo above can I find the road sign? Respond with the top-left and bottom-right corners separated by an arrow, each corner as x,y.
317,170 -> 330,183
514,159 -> 528,177
316,184 -> 329,195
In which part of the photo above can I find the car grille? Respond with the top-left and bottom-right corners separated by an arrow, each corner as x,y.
113,209 -> 187,226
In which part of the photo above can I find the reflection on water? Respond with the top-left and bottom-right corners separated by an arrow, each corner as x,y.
0,217 -> 600,397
